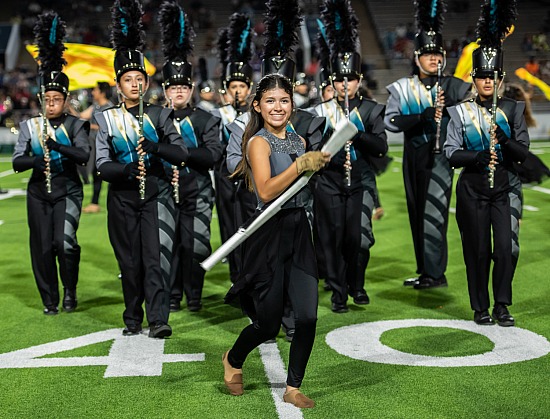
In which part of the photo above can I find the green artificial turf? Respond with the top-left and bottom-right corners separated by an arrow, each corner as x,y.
1,144 -> 549,418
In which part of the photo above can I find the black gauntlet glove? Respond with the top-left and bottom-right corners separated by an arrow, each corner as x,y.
475,149 -> 491,167
33,156 -> 46,171
421,107 -> 437,121
495,126 -> 510,145
140,138 -> 160,154
122,162 -> 140,180
45,137 -> 62,152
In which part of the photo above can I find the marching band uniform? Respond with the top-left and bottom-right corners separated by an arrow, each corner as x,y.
158,1 -> 222,313
384,0 -> 470,288
95,0 -> 188,337
314,0 -> 387,313
444,0 -> 527,326
13,12 -> 90,314
211,13 -> 253,283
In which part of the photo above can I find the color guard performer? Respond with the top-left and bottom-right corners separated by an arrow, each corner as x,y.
384,0 -> 471,289
95,0 -> 188,337
13,12 -> 90,315
445,0 -> 527,326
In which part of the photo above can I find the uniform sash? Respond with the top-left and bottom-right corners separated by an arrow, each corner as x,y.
456,101 -> 511,162
103,106 -> 159,166
27,117 -> 72,173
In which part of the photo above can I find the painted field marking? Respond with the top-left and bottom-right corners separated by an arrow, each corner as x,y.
0,169 -> 14,178
0,189 -> 26,201
259,341 -> 303,419
326,319 -> 550,367
0,328 -> 205,377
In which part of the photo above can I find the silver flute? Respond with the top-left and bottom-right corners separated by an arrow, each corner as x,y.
433,61 -> 443,154
168,97 -> 180,204
489,70 -> 498,189
138,83 -> 146,199
39,86 -> 52,193
343,76 -> 351,186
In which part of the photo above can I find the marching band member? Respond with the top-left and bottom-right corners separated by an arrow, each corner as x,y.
13,12 -> 90,315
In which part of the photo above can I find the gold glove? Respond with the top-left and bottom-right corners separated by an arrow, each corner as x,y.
296,151 -> 327,174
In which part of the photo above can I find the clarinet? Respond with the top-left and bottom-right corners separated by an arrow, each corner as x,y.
343,76 -> 352,187
488,70 -> 498,189
40,86 -> 52,193
168,97 -> 180,204
138,83 -> 146,200
433,61 -> 443,154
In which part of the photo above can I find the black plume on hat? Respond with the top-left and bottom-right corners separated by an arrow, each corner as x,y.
472,0 -> 517,78
216,27 -> 229,91
321,0 -> 361,79
414,0 -> 447,55
226,13 -> 254,86
315,18 -> 331,89
158,0 -> 195,86
34,11 -> 69,94
110,0 -> 147,80
261,0 -> 303,82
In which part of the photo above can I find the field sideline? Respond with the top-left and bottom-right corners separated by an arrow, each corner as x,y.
1,146 -> 549,419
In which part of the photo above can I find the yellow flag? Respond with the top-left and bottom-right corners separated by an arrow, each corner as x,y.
453,41 -> 478,83
26,43 -> 157,90
515,68 -> 550,101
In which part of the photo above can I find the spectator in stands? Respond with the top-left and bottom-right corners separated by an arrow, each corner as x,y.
525,56 -> 541,77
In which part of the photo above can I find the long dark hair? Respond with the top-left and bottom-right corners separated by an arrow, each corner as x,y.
232,74 -> 294,190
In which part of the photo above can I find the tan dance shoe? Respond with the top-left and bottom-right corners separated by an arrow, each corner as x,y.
283,389 -> 315,408
222,351 -> 243,396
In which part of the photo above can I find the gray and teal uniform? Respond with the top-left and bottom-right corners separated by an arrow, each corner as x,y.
312,97 -> 387,306
169,106 -> 222,307
211,103 -> 245,283
445,96 -> 529,312
225,128 -> 318,389
95,103 -> 188,330
12,113 -> 90,309
385,74 -> 471,283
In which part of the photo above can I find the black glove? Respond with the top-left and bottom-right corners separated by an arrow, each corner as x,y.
122,162 -> 140,180
475,149 -> 491,167
140,138 -> 160,154
33,156 -> 46,171
421,107 -> 436,121
45,137 -> 62,152
495,126 -> 510,145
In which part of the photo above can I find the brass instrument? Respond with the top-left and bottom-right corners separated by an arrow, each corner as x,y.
433,61 -> 443,154
40,85 -> 52,193
343,76 -> 351,187
168,97 -> 180,204
138,83 -> 146,200
489,70 -> 498,189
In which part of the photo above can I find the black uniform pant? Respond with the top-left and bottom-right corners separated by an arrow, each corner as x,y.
107,187 -> 170,328
214,164 -> 239,282
456,168 -> 521,312
228,257 -> 318,388
314,169 -> 375,305
170,173 -> 214,303
27,188 -> 82,307
403,141 -> 453,280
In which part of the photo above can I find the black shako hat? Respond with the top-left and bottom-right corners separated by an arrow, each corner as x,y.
471,0 -> 517,79
34,11 -> 69,95
158,0 -> 195,87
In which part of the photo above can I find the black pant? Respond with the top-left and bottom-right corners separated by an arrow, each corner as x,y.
455,168 -> 521,312
107,187 -> 170,327
403,142 -> 453,280
27,188 -> 82,307
228,264 -> 318,388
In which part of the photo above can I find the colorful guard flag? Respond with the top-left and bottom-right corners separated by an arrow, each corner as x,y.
26,43 -> 156,90
515,68 -> 550,101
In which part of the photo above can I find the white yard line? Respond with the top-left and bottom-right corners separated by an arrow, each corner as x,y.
259,341 -> 303,419
0,189 -> 26,201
